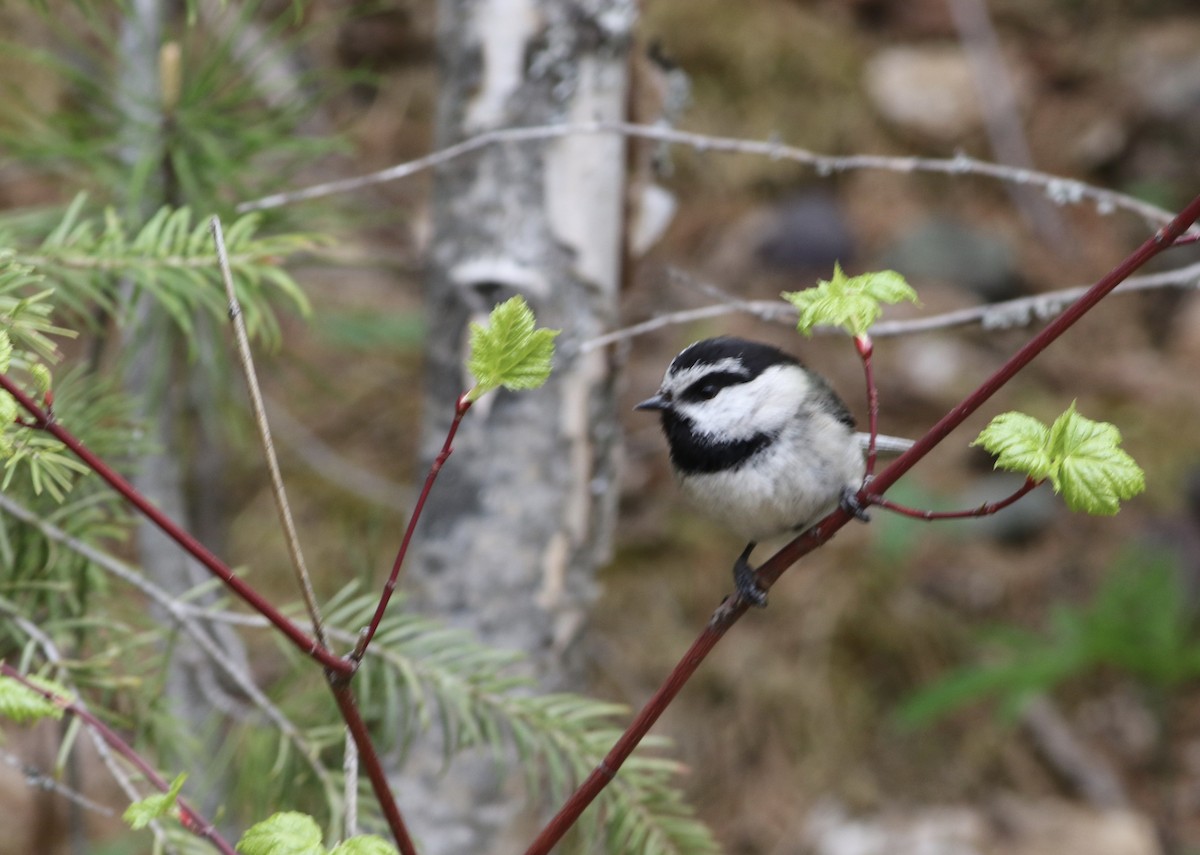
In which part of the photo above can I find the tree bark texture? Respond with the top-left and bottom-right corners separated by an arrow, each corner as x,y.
400,1 -> 635,850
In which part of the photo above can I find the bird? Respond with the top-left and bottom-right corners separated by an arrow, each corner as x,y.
636,336 -> 867,606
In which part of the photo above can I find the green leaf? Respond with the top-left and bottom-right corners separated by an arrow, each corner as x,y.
972,402 -> 1145,515
330,836 -> 398,855
465,296 -> 559,401
123,772 -> 187,829
0,674 -> 65,723
0,392 -> 15,458
0,329 -> 11,373
782,264 -> 918,337
1046,403 -> 1145,515
237,812 -> 325,855
971,411 -> 1054,481
30,363 -> 52,396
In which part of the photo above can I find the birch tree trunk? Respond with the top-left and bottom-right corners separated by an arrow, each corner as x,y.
398,1 -> 635,849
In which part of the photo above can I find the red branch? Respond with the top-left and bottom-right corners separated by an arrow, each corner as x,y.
867,477 -> 1041,520
326,679 -> 417,855
0,662 -> 237,855
524,191 -> 1200,855
856,334 -> 880,475
0,374 -> 427,852
353,392 -> 473,661
0,376 -> 352,676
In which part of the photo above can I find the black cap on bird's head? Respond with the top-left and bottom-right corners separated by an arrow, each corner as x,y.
634,337 -> 799,413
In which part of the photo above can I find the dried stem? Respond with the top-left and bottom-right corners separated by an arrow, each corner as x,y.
524,190 -> 1200,855
0,663 -> 237,855
236,121 -> 1180,231
352,392 -> 473,662
0,748 -> 115,817
579,259 -> 1200,353
210,216 -> 330,651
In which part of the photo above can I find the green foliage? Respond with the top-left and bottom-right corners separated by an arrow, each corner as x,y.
5,194 -> 314,349
0,673 -> 67,724
237,812 -> 326,855
329,836 -> 399,855
898,551 -> 1200,727
782,264 -> 918,337
237,811 -> 397,855
0,368 -> 140,648
319,585 -> 718,854
973,402 -> 1145,515
0,259 -> 94,499
466,296 -> 560,401
1,3 -> 341,213
0,252 -> 74,365
123,772 -> 187,829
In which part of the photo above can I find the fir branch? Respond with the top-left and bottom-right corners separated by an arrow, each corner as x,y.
5,195 -> 314,347
323,586 -> 718,853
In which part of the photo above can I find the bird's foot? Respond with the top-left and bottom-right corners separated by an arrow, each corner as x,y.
732,542 -> 769,608
840,485 -> 871,523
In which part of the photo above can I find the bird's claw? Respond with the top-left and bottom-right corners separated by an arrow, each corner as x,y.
840,486 -> 871,523
732,546 -> 769,608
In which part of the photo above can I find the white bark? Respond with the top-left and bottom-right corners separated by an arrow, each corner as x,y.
399,1 -> 635,850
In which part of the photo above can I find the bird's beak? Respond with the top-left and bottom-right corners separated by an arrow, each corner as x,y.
634,393 -> 670,412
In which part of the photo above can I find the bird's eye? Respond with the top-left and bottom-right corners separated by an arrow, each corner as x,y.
696,383 -> 720,400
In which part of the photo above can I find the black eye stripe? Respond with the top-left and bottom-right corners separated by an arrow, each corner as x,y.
680,371 -> 748,401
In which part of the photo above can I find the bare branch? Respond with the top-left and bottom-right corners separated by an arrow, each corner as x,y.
211,217 -> 331,651
579,260 -> 1200,352
0,747 -> 116,817
2,611 -> 178,853
0,493 -> 336,800
235,120 -> 1179,231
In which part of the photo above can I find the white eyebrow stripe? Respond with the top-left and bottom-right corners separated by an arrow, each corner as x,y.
667,357 -> 749,391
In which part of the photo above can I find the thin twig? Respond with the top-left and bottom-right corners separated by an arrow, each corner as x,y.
949,0 -> 1072,247
210,216 -> 331,651
324,680 -> 417,855
352,393 -> 473,662
0,493 -> 337,798
0,747 -> 116,817
865,477 -> 1041,520
236,120 -> 1181,231
855,335 -> 880,476
0,659 -> 236,855
0,372 -> 351,675
1019,694 -> 1129,808
4,612 -> 177,853
579,260 -> 1200,352
343,730 -> 359,839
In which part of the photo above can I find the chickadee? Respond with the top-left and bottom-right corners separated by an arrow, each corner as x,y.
636,336 -> 866,606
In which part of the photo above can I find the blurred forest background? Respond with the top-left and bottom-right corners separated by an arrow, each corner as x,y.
2,0 -> 1200,853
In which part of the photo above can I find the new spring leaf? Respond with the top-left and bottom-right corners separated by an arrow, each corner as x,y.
123,773 -> 187,829
973,402 -> 1145,515
237,812 -> 324,855
782,264 -> 918,337
0,674 -> 66,724
237,812 -> 399,855
466,296 -> 559,402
